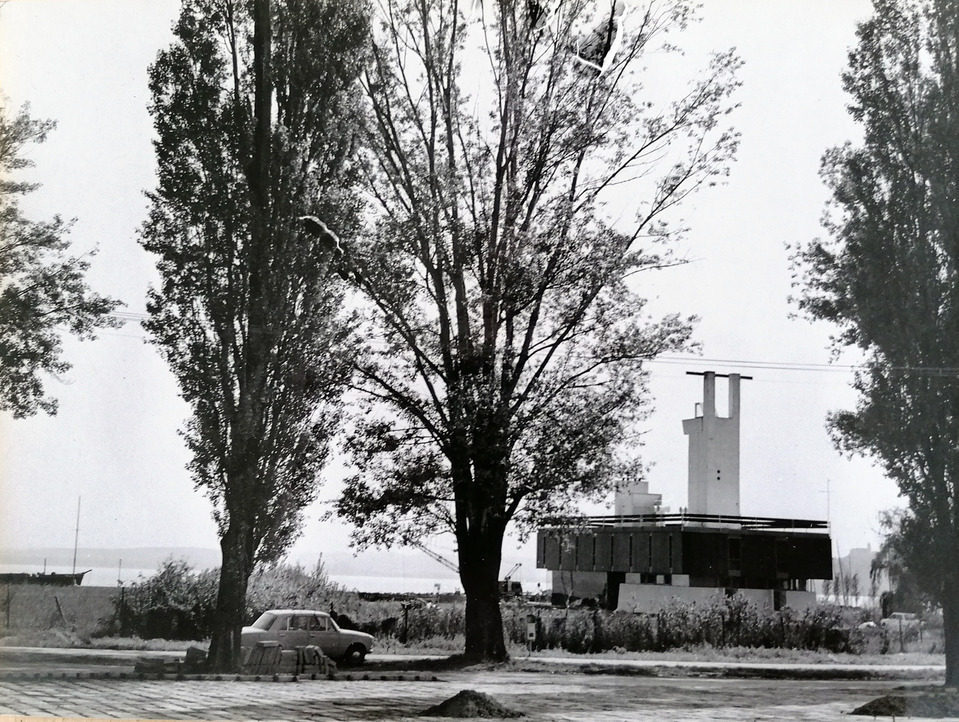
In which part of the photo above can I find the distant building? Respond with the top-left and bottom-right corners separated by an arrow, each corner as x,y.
840,546 -> 877,586
828,545 -> 887,606
536,371 -> 833,612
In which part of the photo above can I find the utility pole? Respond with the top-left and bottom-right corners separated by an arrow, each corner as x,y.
71,497 -> 81,578
825,479 -> 848,605
824,478 -> 832,532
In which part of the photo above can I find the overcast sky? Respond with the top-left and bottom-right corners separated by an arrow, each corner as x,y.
0,0 -> 898,579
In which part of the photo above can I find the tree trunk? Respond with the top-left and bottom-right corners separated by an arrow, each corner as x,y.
209,0 -> 270,673
249,0 -> 272,213
459,533 -> 508,662
945,577 -> 959,688
207,522 -> 255,672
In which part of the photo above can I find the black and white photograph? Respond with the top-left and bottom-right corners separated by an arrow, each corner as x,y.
1,0 -> 957,719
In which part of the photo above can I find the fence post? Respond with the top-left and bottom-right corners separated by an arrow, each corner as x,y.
118,586 -> 125,637
400,602 -> 410,644
526,614 -> 537,656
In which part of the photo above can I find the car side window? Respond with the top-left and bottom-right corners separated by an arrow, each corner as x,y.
312,615 -> 328,631
272,616 -> 290,631
292,615 -> 311,631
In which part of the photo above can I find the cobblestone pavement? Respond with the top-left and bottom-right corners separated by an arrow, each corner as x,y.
0,671 -> 934,721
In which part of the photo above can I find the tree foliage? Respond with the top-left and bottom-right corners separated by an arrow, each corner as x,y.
140,0 -> 369,670
870,509 -> 934,617
334,0 -> 740,660
791,0 -> 959,686
0,102 -> 121,418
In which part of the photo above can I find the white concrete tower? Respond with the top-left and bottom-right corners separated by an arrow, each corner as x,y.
682,371 -> 746,517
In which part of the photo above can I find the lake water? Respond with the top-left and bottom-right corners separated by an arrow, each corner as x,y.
0,563 -> 549,595
0,563 -> 153,587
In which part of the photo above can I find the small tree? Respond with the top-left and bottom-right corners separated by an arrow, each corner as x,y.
849,572 -> 861,607
792,0 -> 959,686
336,0 -> 739,661
141,0 -> 370,671
0,102 -> 121,417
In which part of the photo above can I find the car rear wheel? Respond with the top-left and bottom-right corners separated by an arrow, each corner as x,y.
343,644 -> 367,666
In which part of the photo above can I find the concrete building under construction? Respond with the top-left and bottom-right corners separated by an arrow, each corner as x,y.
536,371 -> 832,612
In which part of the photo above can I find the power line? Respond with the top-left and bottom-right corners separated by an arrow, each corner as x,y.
97,316 -> 959,378
109,311 -> 149,323
650,355 -> 858,373
651,355 -> 959,377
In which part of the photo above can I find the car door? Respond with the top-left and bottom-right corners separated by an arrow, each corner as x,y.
276,614 -> 310,649
312,614 -> 344,657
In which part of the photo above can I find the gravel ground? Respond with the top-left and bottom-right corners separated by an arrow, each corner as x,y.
0,669 -> 930,721
0,647 -> 953,721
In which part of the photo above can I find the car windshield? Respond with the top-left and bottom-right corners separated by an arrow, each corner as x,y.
250,612 -> 277,630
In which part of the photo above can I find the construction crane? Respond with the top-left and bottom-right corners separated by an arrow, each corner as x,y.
413,542 -> 524,597
411,541 -> 459,573
500,563 -> 523,597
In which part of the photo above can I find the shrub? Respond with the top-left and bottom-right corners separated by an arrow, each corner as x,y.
118,555 -> 353,641
118,559 -> 217,640
245,557 -> 354,620
114,563 -> 860,654
511,594 -> 860,655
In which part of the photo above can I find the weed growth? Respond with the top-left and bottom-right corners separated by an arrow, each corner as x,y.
102,561 -> 860,654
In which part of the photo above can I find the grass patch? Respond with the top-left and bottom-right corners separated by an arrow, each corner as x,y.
0,630 -> 198,651
0,629 -> 89,648
86,636 -> 199,652
515,643 -> 945,667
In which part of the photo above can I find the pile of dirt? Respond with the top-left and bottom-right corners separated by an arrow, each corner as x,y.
421,689 -> 524,718
852,690 -> 959,718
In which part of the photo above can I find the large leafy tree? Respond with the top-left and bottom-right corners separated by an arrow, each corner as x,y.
140,0 -> 369,671
335,0 -> 740,661
0,103 -> 120,417
793,0 -> 959,687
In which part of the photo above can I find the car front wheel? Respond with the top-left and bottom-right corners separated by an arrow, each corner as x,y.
343,644 -> 367,666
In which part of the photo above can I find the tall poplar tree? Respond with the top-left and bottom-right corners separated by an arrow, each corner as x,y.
793,0 -> 959,687
335,0 -> 740,661
140,0 -> 369,671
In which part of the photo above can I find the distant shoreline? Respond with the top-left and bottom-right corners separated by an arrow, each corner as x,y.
0,547 -> 550,595
0,563 -> 465,594
0,546 -> 545,589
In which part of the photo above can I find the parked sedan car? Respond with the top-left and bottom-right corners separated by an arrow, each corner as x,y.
880,612 -> 921,631
241,610 -> 374,665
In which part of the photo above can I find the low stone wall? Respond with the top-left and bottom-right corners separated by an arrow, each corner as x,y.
0,584 -> 119,634
616,583 -> 727,612
616,585 -> 820,613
